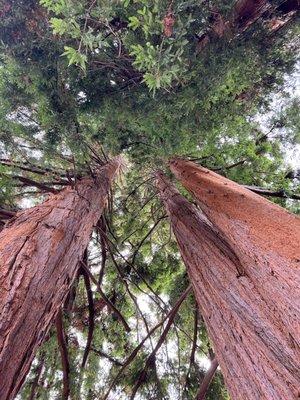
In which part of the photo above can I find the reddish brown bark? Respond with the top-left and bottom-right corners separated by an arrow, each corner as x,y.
156,169 -> 300,400
0,157 -> 121,400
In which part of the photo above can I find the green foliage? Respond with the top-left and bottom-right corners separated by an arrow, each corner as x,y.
128,2 -> 163,38
34,0 -> 206,90
62,46 -> 87,70
40,0 -> 67,13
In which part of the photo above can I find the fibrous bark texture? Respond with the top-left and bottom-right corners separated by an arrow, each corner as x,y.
156,167 -> 300,400
0,158 -> 121,400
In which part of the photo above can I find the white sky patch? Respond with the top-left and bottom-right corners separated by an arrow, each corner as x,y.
120,246 -> 131,258
18,197 -> 38,209
6,106 -> 38,128
77,91 -> 87,103
254,63 -> 300,170
285,144 -> 300,169
197,355 -> 212,371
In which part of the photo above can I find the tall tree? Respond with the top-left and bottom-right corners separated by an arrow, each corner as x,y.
156,169 -> 300,400
0,157 -> 121,400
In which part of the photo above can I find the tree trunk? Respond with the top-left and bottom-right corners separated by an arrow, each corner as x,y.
156,168 -> 300,400
0,157 -> 121,400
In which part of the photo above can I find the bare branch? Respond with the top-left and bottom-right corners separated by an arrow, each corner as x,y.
10,175 -> 59,193
131,216 -> 167,265
109,248 -> 154,350
91,348 -> 124,366
97,217 -> 107,285
244,185 -> 300,200
212,159 -> 248,171
28,353 -> 45,400
56,310 -> 70,400
102,285 -> 191,400
196,357 -> 219,400
130,285 -> 192,399
0,208 -> 16,219
96,222 -> 167,310
81,255 -> 95,369
80,260 -> 131,333
184,307 -> 199,393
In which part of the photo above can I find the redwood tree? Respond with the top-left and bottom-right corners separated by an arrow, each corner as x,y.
0,157 -> 121,400
156,168 -> 300,400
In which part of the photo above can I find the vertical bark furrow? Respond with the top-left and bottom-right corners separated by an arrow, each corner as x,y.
0,158 -> 121,400
156,170 -> 300,400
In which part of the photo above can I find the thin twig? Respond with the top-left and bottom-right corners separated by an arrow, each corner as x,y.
0,208 -> 16,219
184,308 -> 199,393
10,175 -> 59,193
28,353 -> 45,400
96,222 -> 203,350
212,159 -> 247,171
131,216 -> 167,265
91,348 -> 124,366
109,248 -> 155,351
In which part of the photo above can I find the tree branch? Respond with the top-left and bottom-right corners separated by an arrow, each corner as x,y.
131,216 -> 167,265
0,208 -> 16,219
28,353 -> 45,400
212,159 -> 248,171
244,185 -> 300,200
130,285 -> 192,399
0,158 -> 73,179
56,310 -> 70,400
196,357 -> 219,400
96,224 -> 199,350
96,223 -> 167,310
80,260 -> 131,333
97,217 -> 107,285
102,285 -> 192,400
109,248 -> 155,350
81,255 -> 95,369
91,347 -> 124,366
11,175 -> 59,193
184,307 -> 199,393
123,176 -> 154,208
